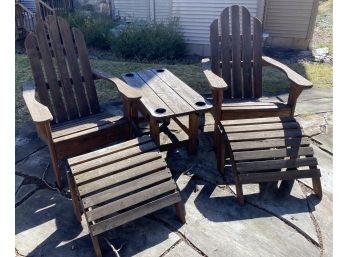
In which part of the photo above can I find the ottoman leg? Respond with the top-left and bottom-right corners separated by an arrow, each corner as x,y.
312,177 -> 322,198
236,181 -> 245,205
67,170 -> 82,223
91,235 -> 102,257
175,202 -> 186,224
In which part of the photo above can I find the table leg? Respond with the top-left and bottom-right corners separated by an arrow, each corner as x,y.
150,117 -> 160,146
188,113 -> 199,154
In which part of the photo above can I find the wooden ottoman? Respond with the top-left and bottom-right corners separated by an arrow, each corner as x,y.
66,135 -> 185,257
217,117 -> 322,205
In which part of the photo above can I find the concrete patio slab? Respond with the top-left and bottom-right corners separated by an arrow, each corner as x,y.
313,125 -> 333,154
295,98 -> 332,115
164,241 -> 202,257
154,174 -> 320,257
277,87 -> 332,103
15,183 -> 37,205
15,175 -> 24,193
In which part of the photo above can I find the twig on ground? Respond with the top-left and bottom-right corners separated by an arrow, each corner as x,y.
103,237 -> 125,257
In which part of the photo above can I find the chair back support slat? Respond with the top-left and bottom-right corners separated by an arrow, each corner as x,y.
25,33 -> 53,112
25,15 -> 100,123
210,19 -> 220,76
252,16 -> 263,98
56,16 -> 90,117
241,6 -> 252,98
231,5 -> 242,98
220,7 -> 232,97
72,28 -> 100,114
210,5 -> 263,99
46,15 -> 79,119
36,18 -> 68,122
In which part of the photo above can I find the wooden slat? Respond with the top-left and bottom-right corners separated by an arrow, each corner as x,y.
241,6 -> 252,98
53,116 -> 124,143
25,33 -> 53,114
36,18 -> 68,122
90,192 -> 180,236
236,157 -> 318,173
86,180 -> 176,221
57,16 -> 90,117
230,138 -> 310,151
222,103 -> 284,110
221,117 -> 296,126
234,147 -> 314,161
151,69 -> 212,112
72,141 -> 158,175
68,135 -> 152,166
78,158 -> 167,196
231,5 -> 242,98
227,129 -> 304,141
239,169 -> 321,184
220,7 -> 232,97
223,122 -> 301,133
210,19 -> 220,76
221,107 -> 291,120
253,17 -> 263,98
136,70 -> 193,115
46,15 -> 79,120
72,28 -> 100,114
75,152 -> 161,185
122,72 -> 174,119
52,114 -> 122,139
82,168 -> 173,208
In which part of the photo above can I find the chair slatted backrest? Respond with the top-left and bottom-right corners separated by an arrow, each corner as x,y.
210,5 -> 263,99
25,15 -> 100,124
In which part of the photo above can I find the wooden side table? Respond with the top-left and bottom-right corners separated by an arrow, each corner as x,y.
122,68 -> 212,153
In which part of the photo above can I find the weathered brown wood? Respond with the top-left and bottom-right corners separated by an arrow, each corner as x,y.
239,169 -> 321,184
220,7 -> 232,96
252,17 -> 263,98
234,147 -> 314,161
150,117 -> 160,145
210,19 -> 220,75
72,28 -> 100,114
90,192 -> 181,236
46,15 -> 79,120
175,202 -> 186,223
223,121 -> 301,133
57,16 -> 90,117
230,137 -> 310,151
242,6 -> 252,98
86,180 -> 176,221
151,69 -> 212,112
90,235 -> 102,257
36,18 -> 68,122
78,159 -> 167,196
231,5 -> 242,98
67,170 -> 82,222
188,113 -> 199,154
227,129 -> 304,142
221,107 -> 292,120
201,59 -> 229,90
221,116 -> 296,126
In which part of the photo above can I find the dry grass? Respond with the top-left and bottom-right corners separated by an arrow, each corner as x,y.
311,0 -> 332,53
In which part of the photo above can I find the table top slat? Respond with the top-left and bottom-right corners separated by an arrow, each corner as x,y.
136,69 -> 194,115
122,71 -> 174,118
151,69 -> 212,112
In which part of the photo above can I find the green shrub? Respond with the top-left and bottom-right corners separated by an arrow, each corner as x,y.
111,19 -> 186,61
64,11 -> 116,49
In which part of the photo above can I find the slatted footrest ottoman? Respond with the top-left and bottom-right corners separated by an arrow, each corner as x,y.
66,135 -> 185,257
217,117 -> 322,205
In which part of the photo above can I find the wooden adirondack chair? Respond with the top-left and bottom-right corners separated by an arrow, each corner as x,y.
23,15 -> 141,189
202,5 -> 313,144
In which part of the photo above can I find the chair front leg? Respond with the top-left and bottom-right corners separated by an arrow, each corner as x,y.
287,82 -> 304,117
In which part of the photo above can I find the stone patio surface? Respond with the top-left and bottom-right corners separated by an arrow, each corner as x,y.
15,88 -> 333,257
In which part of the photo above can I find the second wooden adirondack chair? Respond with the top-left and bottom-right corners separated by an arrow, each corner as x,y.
202,5 -> 312,147
23,15 -> 141,188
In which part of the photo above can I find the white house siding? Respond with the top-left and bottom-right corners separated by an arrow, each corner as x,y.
172,0 -> 264,55
114,0 -> 150,20
154,0 -> 172,21
263,0 -> 319,49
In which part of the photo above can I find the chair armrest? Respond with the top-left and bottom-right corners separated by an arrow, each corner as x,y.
92,69 -> 142,100
262,56 -> 313,88
201,58 -> 229,90
22,80 -> 53,123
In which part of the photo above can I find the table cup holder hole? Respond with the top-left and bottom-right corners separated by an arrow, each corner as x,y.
125,73 -> 134,77
195,101 -> 206,107
155,108 -> 166,114
156,69 -> 165,73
